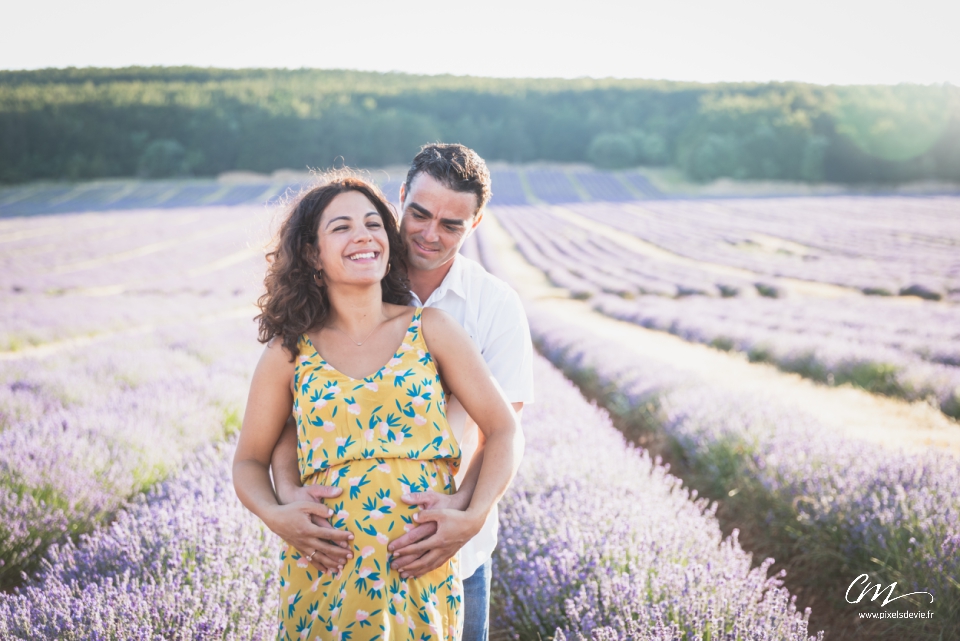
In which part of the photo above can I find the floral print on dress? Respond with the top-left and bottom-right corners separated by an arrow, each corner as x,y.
280,308 -> 462,641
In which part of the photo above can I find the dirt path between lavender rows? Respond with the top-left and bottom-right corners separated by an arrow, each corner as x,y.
482,212 -> 960,456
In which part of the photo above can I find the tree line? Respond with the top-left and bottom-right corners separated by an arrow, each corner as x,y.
1,67 -> 957,185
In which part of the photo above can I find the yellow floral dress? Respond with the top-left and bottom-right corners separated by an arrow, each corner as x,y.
279,308 -> 463,641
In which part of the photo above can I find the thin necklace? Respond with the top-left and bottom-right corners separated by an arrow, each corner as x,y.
328,317 -> 388,346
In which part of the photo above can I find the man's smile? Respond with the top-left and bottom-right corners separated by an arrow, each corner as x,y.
412,239 -> 441,254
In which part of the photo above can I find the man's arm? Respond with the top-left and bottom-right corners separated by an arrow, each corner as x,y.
271,416 -> 305,503
389,403 -> 522,573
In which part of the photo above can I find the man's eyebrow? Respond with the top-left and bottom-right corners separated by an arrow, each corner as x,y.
407,202 -> 465,228
324,212 -> 378,229
406,202 -> 433,218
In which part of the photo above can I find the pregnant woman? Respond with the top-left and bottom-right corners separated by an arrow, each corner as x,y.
233,175 -> 522,641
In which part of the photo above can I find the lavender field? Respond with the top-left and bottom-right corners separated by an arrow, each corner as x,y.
2,188 -> 958,640
0,205 -> 274,587
494,201 -> 960,419
482,194 -> 960,639
0,199 -> 822,640
524,306 -> 958,639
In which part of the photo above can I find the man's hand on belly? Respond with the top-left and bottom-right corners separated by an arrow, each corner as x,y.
387,490 -> 480,579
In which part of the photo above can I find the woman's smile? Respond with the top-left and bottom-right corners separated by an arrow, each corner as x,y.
346,250 -> 380,263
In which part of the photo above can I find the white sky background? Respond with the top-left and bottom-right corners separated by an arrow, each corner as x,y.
1,0 -> 957,85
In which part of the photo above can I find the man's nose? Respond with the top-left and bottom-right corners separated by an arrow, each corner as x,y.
421,221 -> 440,243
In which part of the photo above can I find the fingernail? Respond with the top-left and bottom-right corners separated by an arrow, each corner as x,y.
412,513 -> 419,522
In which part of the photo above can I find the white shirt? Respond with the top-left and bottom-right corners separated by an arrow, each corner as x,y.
410,253 -> 534,578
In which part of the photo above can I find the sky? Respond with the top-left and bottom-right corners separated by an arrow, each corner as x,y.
2,0 -> 958,85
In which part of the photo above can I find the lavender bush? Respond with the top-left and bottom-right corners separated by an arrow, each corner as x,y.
594,294 -> 960,418
0,443 -> 278,640
494,358 -> 821,640
0,319 -> 260,585
528,306 -> 960,637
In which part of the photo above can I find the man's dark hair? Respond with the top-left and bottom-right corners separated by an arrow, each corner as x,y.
404,143 -> 492,214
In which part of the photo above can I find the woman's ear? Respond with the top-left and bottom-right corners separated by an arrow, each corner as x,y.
301,242 -> 320,270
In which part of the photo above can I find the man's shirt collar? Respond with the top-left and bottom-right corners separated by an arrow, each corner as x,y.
416,253 -> 467,306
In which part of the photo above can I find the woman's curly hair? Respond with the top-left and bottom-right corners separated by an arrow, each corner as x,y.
256,175 -> 412,359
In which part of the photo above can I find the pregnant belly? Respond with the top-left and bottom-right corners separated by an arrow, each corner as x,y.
306,457 -> 457,544
280,457 -> 463,637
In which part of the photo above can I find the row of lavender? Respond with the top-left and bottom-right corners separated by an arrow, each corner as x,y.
0,206 -> 270,350
493,206 -> 960,419
569,198 -> 960,300
595,295 -> 960,419
0,317 -> 261,586
526,305 -> 959,637
495,204 -> 763,298
0,181 -> 297,218
0,356 -> 820,640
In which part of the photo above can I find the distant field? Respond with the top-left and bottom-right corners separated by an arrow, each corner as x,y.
0,168 -> 664,217
6,166 -> 960,220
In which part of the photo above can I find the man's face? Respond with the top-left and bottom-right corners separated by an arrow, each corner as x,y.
399,172 -> 482,273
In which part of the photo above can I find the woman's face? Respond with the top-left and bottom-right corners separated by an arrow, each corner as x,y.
314,190 -> 390,287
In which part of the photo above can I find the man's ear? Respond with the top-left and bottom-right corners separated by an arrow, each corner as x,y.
471,210 -> 484,229
398,182 -> 406,206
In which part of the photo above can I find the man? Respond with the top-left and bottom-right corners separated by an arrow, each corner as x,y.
269,143 -> 534,640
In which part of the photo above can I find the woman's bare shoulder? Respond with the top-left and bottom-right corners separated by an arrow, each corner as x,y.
420,306 -> 457,330
261,336 -> 298,368
420,307 -> 472,351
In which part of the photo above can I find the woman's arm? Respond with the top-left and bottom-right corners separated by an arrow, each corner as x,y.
233,339 -> 354,571
389,308 -> 524,578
